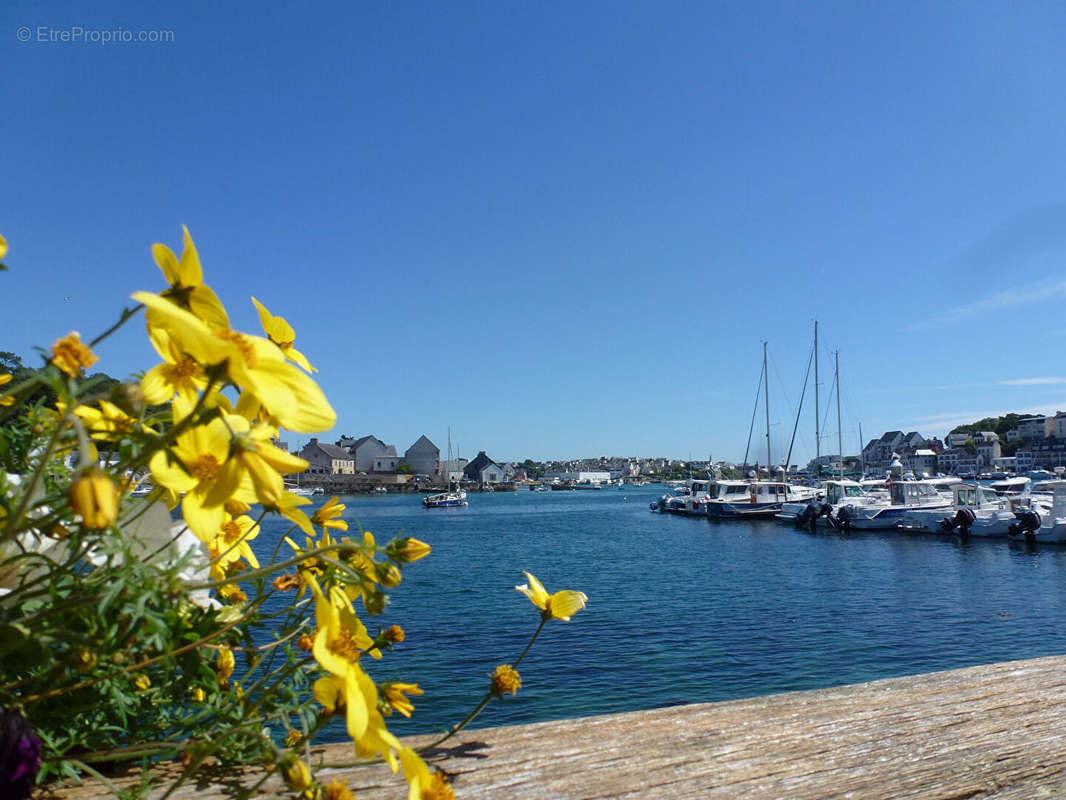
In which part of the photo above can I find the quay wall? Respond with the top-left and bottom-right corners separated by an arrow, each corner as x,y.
53,653 -> 1066,799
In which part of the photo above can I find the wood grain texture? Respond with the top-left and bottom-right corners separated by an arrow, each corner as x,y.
46,654 -> 1066,799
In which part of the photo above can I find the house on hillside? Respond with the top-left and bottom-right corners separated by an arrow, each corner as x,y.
300,438 -> 355,476
463,451 -> 504,483
404,435 -> 440,477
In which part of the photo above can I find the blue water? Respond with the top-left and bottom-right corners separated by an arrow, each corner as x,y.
255,486 -> 1066,740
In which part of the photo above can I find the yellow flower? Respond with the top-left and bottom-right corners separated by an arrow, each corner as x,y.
190,687 -> 205,702
296,633 -> 314,652
382,682 -> 423,718
280,757 -> 313,794
211,415 -> 310,508
400,747 -> 455,800
252,296 -> 316,373
73,648 -> 98,673
265,490 -> 315,536
383,624 -> 405,644
322,779 -> 356,800
51,331 -> 98,377
0,234 -> 7,261
69,468 -> 119,530
148,396 -> 235,541
71,399 -> 138,441
0,372 -> 14,407
307,574 -> 381,668
151,226 -> 230,330
133,291 -> 336,434
141,327 -> 208,405
391,537 -> 431,563
216,645 -> 235,684
133,673 -> 151,692
313,667 -> 402,770
312,496 -> 348,533
284,729 -> 302,748
515,571 -> 588,621
212,513 -> 261,569
491,664 -> 522,696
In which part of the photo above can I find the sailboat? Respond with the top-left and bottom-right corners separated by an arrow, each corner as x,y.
423,426 -> 468,508
704,342 -> 818,518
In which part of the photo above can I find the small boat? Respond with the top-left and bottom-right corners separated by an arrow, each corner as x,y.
705,480 -> 820,519
898,483 -> 1017,537
833,479 -> 951,530
286,485 -> 315,498
372,487 -> 388,494
423,487 -> 468,508
1008,481 -> 1066,543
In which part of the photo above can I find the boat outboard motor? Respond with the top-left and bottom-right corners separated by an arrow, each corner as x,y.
947,508 -> 976,539
1009,509 -> 1042,544
834,506 -> 851,531
795,503 -> 819,530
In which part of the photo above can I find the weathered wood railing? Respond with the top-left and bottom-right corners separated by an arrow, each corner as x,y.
49,653 -> 1066,799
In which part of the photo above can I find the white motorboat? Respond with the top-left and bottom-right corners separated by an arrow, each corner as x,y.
1008,481 -> 1066,543
777,479 -> 873,527
898,483 -> 1016,537
705,479 -> 820,519
832,479 -> 951,530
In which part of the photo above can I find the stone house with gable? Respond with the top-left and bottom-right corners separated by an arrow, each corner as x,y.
338,435 -> 400,473
463,451 -> 504,483
403,435 -> 440,477
299,438 -> 355,476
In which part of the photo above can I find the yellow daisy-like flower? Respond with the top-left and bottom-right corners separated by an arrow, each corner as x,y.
134,291 -> 336,434
212,512 -> 261,569
148,397 -> 236,541
322,779 -> 356,800
306,573 -> 381,668
312,496 -> 348,533
491,664 -> 522,696
141,327 -> 208,406
0,372 -> 14,407
209,416 -> 310,509
151,226 -> 230,330
515,571 -> 588,621
381,682 -> 423,718
0,234 -> 7,261
252,296 -> 316,373
71,399 -> 138,441
51,331 -> 98,377
400,747 -> 455,800
132,673 -> 151,692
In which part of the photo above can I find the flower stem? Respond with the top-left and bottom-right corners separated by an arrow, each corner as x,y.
421,616 -> 548,751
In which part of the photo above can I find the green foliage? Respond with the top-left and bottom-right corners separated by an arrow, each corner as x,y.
394,461 -> 413,474
950,412 -> 1028,439
520,459 -> 544,480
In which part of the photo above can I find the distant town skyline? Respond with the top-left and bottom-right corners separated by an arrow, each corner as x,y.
8,2 -> 1066,464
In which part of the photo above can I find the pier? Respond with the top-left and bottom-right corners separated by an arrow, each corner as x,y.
53,653 -> 1066,799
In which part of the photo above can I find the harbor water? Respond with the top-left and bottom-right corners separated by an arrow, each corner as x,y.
258,486 -> 1066,740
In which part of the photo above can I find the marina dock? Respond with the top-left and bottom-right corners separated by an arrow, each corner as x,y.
53,653 -> 1066,799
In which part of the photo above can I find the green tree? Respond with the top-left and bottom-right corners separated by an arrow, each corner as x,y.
521,458 -> 545,479
395,461 -> 414,474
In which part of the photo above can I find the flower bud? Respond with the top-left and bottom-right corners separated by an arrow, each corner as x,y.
281,757 -> 313,793
69,468 -> 119,530
376,563 -> 402,588
109,382 -> 145,416
392,537 -> 431,563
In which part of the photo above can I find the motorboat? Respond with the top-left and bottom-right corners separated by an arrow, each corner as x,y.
1008,481 -> 1066,543
777,479 -> 872,527
831,479 -> 951,530
704,480 -> 820,519
898,483 -> 1017,537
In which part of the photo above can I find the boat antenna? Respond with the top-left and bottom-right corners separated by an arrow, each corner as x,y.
742,354 -> 765,468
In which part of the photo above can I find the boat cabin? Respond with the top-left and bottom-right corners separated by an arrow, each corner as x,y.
888,481 -> 943,506
823,480 -> 867,506
952,484 -> 1003,510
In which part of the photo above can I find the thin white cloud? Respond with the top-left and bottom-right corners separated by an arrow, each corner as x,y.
899,401 -> 1066,435
868,377 -> 1066,393
907,276 -> 1066,330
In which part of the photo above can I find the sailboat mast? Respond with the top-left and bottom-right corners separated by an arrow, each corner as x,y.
859,421 -> 865,475
814,321 -> 820,461
836,350 -> 843,482
764,341 -> 771,473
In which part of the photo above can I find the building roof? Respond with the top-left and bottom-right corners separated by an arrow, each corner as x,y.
464,450 -> 498,478
316,442 -> 353,460
405,435 -> 439,456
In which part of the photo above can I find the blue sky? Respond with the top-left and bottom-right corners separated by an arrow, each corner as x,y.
5,1 -> 1066,464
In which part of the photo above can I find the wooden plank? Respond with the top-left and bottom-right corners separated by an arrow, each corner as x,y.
47,654 -> 1066,799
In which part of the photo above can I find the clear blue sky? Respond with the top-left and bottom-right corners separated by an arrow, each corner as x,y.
6,1 -> 1066,464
